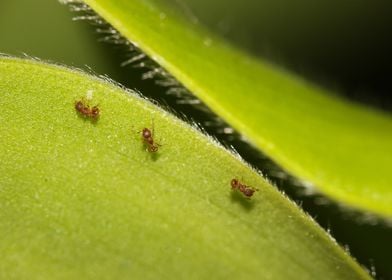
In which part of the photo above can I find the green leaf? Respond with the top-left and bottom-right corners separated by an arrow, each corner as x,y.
80,0 -> 392,218
0,57 -> 369,279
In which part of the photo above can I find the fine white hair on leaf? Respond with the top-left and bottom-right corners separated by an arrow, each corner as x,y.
228,145 -> 245,161
156,78 -> 180,87
176,98 -> 201,105
369,260 -> 377,278
121,54 -> 146,67
142,68 -> 169,80
344,244 -> 351,255
166,87 -> 188,97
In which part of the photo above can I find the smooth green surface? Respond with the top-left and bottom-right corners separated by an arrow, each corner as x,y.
0,57 -> 370,279
0,0 -> 110,71
81,0 -> 392,218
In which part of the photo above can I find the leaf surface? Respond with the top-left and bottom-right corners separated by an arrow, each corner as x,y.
0,57 -> 370,279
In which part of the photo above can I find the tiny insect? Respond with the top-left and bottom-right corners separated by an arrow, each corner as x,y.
231,178 -> 258,198
141,122 -> 161,153
74,99 -> 100,120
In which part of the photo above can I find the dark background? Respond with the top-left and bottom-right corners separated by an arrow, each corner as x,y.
1,0 -> 391,278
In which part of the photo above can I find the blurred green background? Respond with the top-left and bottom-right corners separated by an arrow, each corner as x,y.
176,0 -> 392,111
1,0 -> 391,279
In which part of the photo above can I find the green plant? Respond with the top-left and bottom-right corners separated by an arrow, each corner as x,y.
0,0 -> 390,278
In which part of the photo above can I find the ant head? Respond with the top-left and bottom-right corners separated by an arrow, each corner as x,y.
142,128 -> 152,139
231,178 -> 239,189
75,100 -> 84,110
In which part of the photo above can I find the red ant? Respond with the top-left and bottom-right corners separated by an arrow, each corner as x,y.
140,120 -> 161,153
75,99 -> 100,120
231,178 -> 258,198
